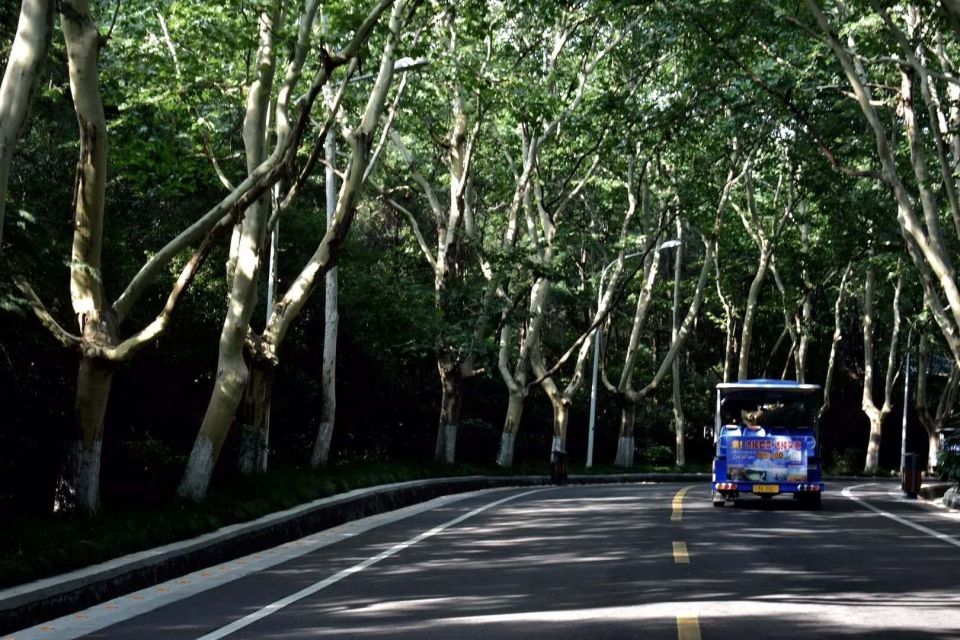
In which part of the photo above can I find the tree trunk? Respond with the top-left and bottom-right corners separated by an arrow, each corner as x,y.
716,256 -> 737,383
435,367 -> 462,463
549,395 -> 570,458
819,262 -> 852,419
738,246 -> 772,381
180,356 -> 246,500
59,0 -> 110,512
671,219 -> 685,467
808,2 -> 960,370
57,353 -> 113,512
236,360 -> 274,474
496,389 -> 525,467
796,294 -> 812,383
928,429 -> 940,473
179,1 -> 281,500
0,0 -> 55,246
917,334 -> 958,472
312,127 -> 339,468
673,393 -> 685,468
860,264 -> 900,472
861,263 -> 879,472
614,398 -> 636,468
864,409 -> 884,471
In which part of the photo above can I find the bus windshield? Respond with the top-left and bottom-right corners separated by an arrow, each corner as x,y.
720,396 -> 814,428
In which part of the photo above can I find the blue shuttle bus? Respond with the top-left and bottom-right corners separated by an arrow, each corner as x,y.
711,379 -> 823,508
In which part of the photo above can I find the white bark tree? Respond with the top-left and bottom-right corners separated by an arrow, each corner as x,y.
494,148 -> 601,467
818,261 -> 854,420
714,247 -> 739,384
917,333 -> 960,471
603,167 -> 734,467
232,0 -> 286,475
861,261 -> 903,472
17,0 -> 284,511
311,127 -> 339,467
732,158 -> 793,381
0,0 -> 55,247
807,1 -> 960,369
670,218 -> 686,466
496,12 -> 645,466
180,0 -> 407,501
14,0 -> 396,511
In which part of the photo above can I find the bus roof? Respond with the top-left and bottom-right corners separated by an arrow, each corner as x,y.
717,379 -> 821,393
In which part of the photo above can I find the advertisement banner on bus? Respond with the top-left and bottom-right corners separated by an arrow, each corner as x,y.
727,436 -> 807,483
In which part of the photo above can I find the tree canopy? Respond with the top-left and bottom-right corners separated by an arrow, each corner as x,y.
2,0 -> 959,514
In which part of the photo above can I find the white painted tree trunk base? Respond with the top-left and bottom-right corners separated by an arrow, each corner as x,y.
237,422 -> 269,474
179,436 -> 216,502
864,417 -> 882,472
928,431 -> 940,472
614,436 -> 634,468
443,424 -> 457,464
675,422 -> 686,467
550,435 -> 565,459
55,439 -> 102,513
311,422 -> 334,467
497,432 -> 516,468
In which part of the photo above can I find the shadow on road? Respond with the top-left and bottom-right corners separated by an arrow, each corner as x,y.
250,484 -> 960,640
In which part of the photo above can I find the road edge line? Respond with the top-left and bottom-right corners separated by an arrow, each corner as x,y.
842,484 -> 960,550
194,488 -> 546,640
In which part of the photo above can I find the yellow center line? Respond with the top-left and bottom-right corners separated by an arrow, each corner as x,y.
672,541 -> 690,564
677,615 -> 702,640
671,486 -> 694,522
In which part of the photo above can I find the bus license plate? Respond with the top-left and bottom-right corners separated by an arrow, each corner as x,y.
753,484 -> 779,494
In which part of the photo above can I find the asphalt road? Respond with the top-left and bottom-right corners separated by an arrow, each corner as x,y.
9,481 -> 960,640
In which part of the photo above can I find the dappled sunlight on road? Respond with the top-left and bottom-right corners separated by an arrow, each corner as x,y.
29,482 -> 960,640
254,483 -> 960,640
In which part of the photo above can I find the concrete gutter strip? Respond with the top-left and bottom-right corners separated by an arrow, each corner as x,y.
0,471 -> 925,632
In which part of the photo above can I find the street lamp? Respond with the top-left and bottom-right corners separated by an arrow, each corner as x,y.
901,326 -> 914,479
586,239 -> 681,468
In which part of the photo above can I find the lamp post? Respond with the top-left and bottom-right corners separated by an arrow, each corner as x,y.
586,239 -> 680,468
901,304 -> 949,478
901,326 -> 913,478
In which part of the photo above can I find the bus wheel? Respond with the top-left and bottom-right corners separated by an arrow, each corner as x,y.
712,492 -> 725,507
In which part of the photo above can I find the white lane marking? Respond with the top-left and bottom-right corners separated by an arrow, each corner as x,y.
883,486 -> 960,522
842,484 -> 960,550
195,488 -> 545,640
5,489 -> 527,640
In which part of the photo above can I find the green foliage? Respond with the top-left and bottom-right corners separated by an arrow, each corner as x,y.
827,448 -> 866,475
937,435 -> 960,485
3,0 -> 956,522
640,444 -> 674,466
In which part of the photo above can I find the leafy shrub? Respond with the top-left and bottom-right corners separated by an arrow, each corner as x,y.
828,448 -> 865,475
640,444 -> 674,466
937,434 -> 960,484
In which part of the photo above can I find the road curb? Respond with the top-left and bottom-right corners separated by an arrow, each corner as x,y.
0,476 -> 518,633
0,472 -> 706,633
